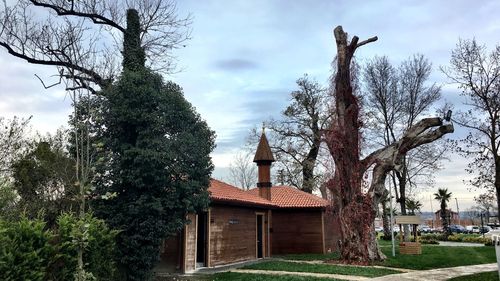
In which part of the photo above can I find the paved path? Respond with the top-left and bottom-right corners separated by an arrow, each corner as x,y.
371,263 -> 497,281
284,259 -> 413,273
437,241 -> 485,247
233,269 -> 369,280
233,263 -> 497,281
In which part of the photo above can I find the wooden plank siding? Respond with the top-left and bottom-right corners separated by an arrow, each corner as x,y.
155,232 -> 182,273
183,213 -> 197,272
271,209 -> 324,254
324,210 -> 340,253
209,204 -> 269,266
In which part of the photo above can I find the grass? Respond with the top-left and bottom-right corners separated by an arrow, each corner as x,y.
379,241 -> 496,270
277,252 -> 340,261
210,272 -> 339,281
242,261 -> 401,277
447,271 -> 499,281
274,240 -> 495,271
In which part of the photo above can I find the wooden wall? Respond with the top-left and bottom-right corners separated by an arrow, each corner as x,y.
271,209 -> 324,254
209,205 -> 268,266
155,232 -> 182,273
184,213 -> 197,272
324,210 -> 340,253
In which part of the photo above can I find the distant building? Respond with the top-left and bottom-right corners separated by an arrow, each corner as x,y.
434,209 -> 459,226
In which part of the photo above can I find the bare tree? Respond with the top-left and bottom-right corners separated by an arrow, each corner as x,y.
475,192 -> 496,222
463,207 -> 480,225
364,55 -> 444,219
250,75 -> 332,193
229,151 -> 256,190
441,38 -> 500,222
0,0 -> 191,94
325,26 -> 453,262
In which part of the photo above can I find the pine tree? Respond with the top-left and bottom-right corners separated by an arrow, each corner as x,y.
93,9 -> 215,280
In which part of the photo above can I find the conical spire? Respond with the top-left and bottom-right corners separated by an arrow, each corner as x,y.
253,128 -> 275,163
122,9 -> 145,71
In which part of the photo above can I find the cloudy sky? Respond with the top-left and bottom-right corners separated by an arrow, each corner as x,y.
1,0 -> 500,212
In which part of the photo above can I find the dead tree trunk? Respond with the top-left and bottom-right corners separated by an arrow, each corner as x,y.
325,26 -> 381,262
325,26 -> 453,263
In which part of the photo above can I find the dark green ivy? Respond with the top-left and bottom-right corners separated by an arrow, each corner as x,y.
93,9 -> 215,281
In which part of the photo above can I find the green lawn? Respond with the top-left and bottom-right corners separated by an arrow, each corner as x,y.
210,272 -> 339,281
277,252 -> 340,261
379,242 -> 496,270
274,240 -> 495,271
242,261 -> 401,277
447,271 -> 498,281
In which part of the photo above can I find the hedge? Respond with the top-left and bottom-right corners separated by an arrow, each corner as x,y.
0,213 -> 119,281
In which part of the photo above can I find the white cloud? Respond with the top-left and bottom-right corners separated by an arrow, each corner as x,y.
1,0 -> 499,206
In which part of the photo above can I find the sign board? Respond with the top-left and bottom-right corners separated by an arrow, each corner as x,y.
493,235 -> 500,278
394,215 -> 421,225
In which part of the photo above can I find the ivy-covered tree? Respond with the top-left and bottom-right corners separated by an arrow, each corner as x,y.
92,10 -> 215,280
325,26 -> 453,262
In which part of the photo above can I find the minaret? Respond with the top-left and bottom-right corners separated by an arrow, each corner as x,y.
253,126 -> 275,200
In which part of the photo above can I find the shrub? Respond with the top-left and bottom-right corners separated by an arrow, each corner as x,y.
420,233 -> 447,241
421,239 -> 439,244
49,213 -> 120,280
0,217 -> 54,281
0,213 -> 119,281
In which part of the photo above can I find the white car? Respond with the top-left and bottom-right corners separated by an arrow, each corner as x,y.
484,229 -> 500,239
465,225 -> 479,233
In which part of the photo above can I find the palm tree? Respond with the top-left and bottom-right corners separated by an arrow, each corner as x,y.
406,198 -> 423,215
434,188 -> 453,235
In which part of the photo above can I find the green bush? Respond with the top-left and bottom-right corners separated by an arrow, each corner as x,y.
0,213 -> 119,281
0,217 -> 54,281
420,233 -> 447,241
49,213 -> 120,281
421,239 -> 439,244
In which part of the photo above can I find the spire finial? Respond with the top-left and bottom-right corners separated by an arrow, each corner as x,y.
262,122 -> 265,134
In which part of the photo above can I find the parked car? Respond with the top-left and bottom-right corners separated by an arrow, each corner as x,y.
448,225 -> 466,233
479,226 -> 492,234
484,229 -> 500,238
375,226 -> 384,232
418,225 -> 432,234
465,225 -> 479,234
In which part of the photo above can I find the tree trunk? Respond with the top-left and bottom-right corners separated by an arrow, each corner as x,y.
325,26 -> 452,263
326,26 -> 382,262
319,181 -> 329,199
302,137 -> 321,193
396,161 -> 410,241
381,198 -> 391,240
495,156 -> 500,223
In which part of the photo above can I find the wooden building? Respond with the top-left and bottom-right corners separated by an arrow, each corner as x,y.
434,209 -> 460,227
156,131 -> 336,273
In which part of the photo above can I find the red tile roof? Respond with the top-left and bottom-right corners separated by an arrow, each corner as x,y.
209,179 -> 329,209
208,179 -> 275,207
247,185 -> 329,208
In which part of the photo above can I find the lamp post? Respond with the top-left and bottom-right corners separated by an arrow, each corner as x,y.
481,213 -> 485,238
455,198 -> 460,226
389,180 -> 395,257
430,195 -> 434,229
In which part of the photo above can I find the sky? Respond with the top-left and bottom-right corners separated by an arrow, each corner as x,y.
1,0 -> 500,213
